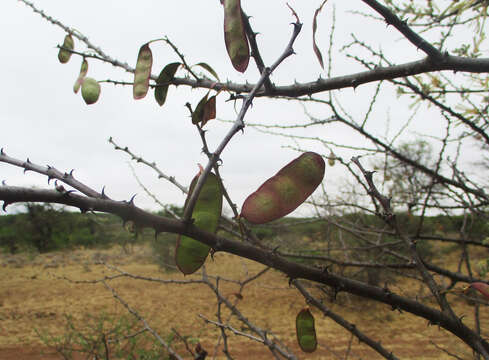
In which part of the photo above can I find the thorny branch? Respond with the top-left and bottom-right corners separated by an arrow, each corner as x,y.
1,184 -> 489,354
102,281 -> 184,360
6,0 -> 489,358
18,0 -> 489,99
182,20 -> 302,222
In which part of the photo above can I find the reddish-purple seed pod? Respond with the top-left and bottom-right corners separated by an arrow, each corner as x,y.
241,152 -> 325,224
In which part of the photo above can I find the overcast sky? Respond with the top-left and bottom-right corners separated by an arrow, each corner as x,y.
1,1 -> 452,216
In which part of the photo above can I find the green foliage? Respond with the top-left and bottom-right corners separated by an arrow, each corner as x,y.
37,312 -> 169,360
151,232 -> 177,272
0,204 -> 133,253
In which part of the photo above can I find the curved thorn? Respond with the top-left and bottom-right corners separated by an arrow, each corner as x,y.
129,194 -> 137,204
2,201 -> 10,212
70,169 -> 74,176
0,148 -> 5,155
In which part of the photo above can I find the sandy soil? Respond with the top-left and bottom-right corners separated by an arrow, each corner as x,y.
0,245 -> 486,359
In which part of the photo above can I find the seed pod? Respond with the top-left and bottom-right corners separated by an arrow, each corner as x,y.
73,59 -> 88,94
58,34 -> 74,64
175,172 -> 223,275
328,151 -> 335,167
241,152 -> 325,224
223,0 -> 249,73
133,43 -> 153,100
81,77 -> 101,105
296,308 -> 317,353
470,282 -> 489,300
154,62 -> 180,106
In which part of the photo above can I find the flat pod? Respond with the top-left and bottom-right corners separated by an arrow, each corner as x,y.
81,77 -> 101,105
470,282 -> 489,300
58,34 -> 74,64
73,59 -> 88,94
175,173 -> 223,275
241,152 -> 325,224
223,0 -> 249,72
296,308 -> 317,353
133,43 -> 153,100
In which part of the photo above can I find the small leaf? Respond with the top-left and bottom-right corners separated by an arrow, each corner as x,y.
193,62 -> 220,81
192,93 -> 209,124
312,0 -> 329,69
202,95 -> 217,127
81,77 -> 101,105
58,34 -> 74,64
133,43 -> 153,100
296,308 -> 317,353
223,0 -> 249,72
154,62 -> 181,106
73,59 -> 88,94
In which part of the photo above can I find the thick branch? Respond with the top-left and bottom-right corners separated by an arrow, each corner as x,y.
20,0 -> 489,98
1,185 -> 488,355
360,0 -> 444,59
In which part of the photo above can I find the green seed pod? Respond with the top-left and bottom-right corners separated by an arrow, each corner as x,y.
133,43 -> 153,100
223,0 -> 249,73
175,172 -> 223,275
296,308 -> 317,353
58,34 -> 74,64
241,152 -> 325,224
154,62 -> 180,106
81,77 -> 101,105
73,59 -> 88,94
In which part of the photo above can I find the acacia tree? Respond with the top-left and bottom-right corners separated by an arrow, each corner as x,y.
2,0 -> 489,358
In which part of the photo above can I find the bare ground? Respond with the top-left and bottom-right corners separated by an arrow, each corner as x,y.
0,245 -> 486,359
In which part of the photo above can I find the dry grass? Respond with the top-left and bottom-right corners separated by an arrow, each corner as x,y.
0,243 -> 488,359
